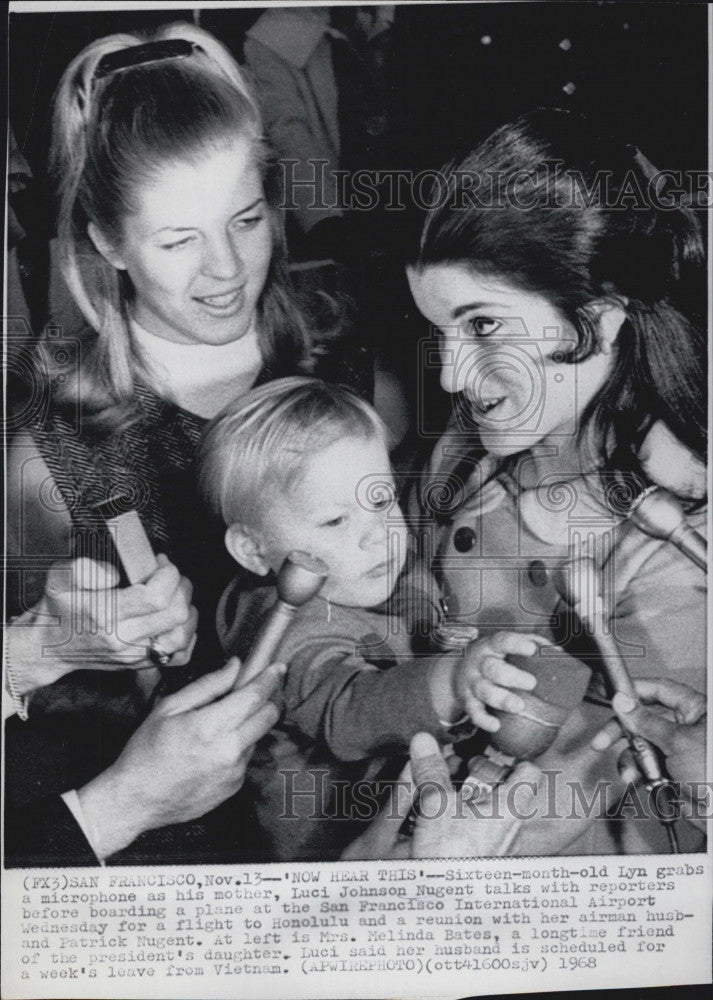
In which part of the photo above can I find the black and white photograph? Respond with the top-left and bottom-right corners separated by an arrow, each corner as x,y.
3,1 -> 710,998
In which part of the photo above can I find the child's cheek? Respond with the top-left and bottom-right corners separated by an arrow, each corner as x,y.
319,573 -> 368,608
320,573 -> 349,604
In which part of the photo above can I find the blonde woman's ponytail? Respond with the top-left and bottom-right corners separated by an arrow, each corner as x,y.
156,22 -> 257,111
50,33 -> 137,335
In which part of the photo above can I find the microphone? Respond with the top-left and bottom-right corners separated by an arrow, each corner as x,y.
400,643 -> 591,847
93,495 -> 158,585
239,550 -> 329,684
491,648 -> 592,757
467,648 -> 592,787
552,555 -> 640,701
628,486 -> 706,572
552,553 -> 680,850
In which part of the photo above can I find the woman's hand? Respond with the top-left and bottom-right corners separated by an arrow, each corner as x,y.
75,657 -> 285,860
7,555 -> 198,697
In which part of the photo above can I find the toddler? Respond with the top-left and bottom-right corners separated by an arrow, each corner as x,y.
200,377 -> 540,860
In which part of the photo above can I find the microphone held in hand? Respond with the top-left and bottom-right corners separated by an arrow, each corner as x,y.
467,648 -> 591,787
628,486 -> 706,572
239,551 -> 329,684
402,646 -> 591,844
92,496 -> 159,585
490,648 -> 592,759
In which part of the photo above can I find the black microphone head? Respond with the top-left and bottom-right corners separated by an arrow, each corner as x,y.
490,648 -> 592,759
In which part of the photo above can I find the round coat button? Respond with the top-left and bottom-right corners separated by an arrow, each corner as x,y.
453,526 -> 476,552
528,559 -> 548,587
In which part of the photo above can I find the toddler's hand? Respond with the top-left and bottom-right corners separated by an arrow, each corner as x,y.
457,631 -> 542,732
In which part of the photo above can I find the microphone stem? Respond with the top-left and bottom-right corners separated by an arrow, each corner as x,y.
240,601 -> 298,683
588,622 -> 639,702
670,524 -> 707,572
573,581 -> 680,850
666,824 -> 680,854
237,550 -> 329,686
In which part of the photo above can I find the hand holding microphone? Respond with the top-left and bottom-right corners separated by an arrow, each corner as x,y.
454,631 -> 544,733
90,496 -> 198,672
91,497 -> 328,698
447,645 -> 592,858
592,678 -> 706,789
466,644 -> 592,792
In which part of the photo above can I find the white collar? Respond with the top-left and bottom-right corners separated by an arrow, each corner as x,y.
130,319 -> 263,418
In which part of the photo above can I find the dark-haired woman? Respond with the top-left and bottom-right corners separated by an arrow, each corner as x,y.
407,109 -> 706,855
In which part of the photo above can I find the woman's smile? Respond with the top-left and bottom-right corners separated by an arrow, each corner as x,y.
193,285 -> 246,316
469,394 -> 507,418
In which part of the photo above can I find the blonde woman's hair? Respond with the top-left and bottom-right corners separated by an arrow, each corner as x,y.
200,377 -> 387,526
48,22 -> 310,426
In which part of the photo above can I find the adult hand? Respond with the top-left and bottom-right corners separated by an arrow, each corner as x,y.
591,678 -> 707,789
410,734 -> 545,858
342,733 -> 546,860
7,555 -> 198,697
76,657 -> 285,859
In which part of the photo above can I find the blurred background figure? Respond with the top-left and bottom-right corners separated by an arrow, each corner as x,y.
244,5 -> 396,259
244,5 -> 411,456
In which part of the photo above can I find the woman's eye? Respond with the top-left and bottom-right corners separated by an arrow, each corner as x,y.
322,515 -> 346,528
467,316 -> 502,338
372,491 -> 395,512
161,235 -> 195,251
233,214 -> 264,232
